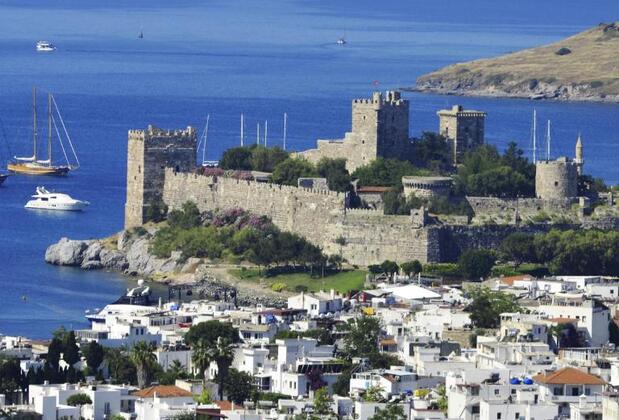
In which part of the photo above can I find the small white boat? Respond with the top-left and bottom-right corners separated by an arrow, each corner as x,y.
25,186 -> 89,211
36,41 -> 56,52
336,37 -> 347,46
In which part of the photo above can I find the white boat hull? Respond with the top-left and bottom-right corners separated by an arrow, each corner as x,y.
25,200 -> 88,211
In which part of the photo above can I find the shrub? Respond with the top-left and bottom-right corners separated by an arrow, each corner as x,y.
555,47 -> 572,55
590,80 -> 604,88
457,249 -> 496,280
271,282 -> 287,292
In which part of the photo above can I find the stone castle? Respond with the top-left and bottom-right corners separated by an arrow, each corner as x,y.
437,105 -> 486,165
124,91 -> 595,266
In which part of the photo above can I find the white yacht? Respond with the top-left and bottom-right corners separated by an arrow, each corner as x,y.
25,186 -> 89,211
36,41 -> 56,52
336,37 -> 347,46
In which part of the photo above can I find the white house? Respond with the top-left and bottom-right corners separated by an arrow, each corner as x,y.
132,385 -> 196,420
287,291 -> 343,317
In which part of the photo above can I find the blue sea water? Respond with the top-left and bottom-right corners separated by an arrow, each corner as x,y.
0,0 -> 618,338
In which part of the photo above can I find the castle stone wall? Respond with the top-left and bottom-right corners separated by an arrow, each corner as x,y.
163,170 -> 346,250
465,196 -> 574,221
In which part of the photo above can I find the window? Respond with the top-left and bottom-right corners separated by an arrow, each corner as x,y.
515,413 -> 519,419
572,387 -> 580,396
497,413 -> 501,419
494,389 -> 500,395
554,387 -> 564,396
472,406 -> 480,414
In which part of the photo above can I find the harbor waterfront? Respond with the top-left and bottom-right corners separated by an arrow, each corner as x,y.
1,0 -> 619,339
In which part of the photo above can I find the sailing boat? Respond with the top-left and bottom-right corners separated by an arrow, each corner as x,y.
138,29 -> 144,39
8,88 -> 79,176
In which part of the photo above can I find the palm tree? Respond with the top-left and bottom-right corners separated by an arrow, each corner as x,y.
191,339 -> 215,386
130,341 -> 157,389
168,360 -> 187,379
214,337 -> 235,400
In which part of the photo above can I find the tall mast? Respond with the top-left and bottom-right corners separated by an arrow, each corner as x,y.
264,120 -> 268,147
283,112 -> 287,150
546,120 -> 551,161
33,87 -> 37,161
532,109 -> 537,164
257,123 -> 260,145
48,93 -> 52,164
240,113 -> 244,147
202,114 -> 210,165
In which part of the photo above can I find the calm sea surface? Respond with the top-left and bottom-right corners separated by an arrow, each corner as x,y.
0,0 -> 618,338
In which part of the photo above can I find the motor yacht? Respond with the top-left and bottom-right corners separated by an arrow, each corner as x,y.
25,186 -> 89,211
36,41 -> 56,52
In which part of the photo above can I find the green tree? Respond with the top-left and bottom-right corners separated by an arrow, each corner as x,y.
185,321 -> 239,347
129,341 -> 157,389
369,402 -> 407,420
338,316 -> 382,361
194,388 -> 213,404
46,338 -> 64,370
363,385 -> 384,402
316,158 -> 351,192
380,260 -> 399,275
437,384 -> 448,411
213,337 -> 235,400
63,331 -> 80,366
191,340 -> 214,385
499,233 -> 537,267
66,393 -> 92,418
105,348 -> 137,385
146,197 -> 168,223
353,158 -> 430,188
250,146 -> 289,172
411,131 -> 451,172
223,369 -> 254,404
168,201 -> 202,229
313,387 -> 333,416
455,143 -> 535,197
270,158 -> 317,186
83,341 -> 105,373
219,146 -> 253,170
0,356 -> 26,404
457,249 -> 496,280
465,287 -> 522,328
401,260 -> 422,276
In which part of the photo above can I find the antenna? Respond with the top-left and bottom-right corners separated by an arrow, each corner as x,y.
283,113 -> 287,150
532,109 -> 537,164
240,113 -> 244,147
546,120 -> 551,161
264,120 -> 268,147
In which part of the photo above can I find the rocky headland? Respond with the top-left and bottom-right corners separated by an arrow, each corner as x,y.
414,23 -> 619,102
44,229 -> 287,307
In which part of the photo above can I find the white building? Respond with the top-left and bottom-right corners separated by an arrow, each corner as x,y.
133,385 -> 196,420
287,291 -> 343,317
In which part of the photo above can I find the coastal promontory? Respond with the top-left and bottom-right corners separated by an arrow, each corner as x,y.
415,22 -> 619,102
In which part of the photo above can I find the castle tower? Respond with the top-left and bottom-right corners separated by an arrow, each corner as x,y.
575,134 -> 584,175
437,105 -> 486,165
348,90 -> 410,171
125,125 -> 197,228
535,157 -> 579,201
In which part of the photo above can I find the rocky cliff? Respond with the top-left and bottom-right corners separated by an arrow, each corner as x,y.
415,23 -> 619,102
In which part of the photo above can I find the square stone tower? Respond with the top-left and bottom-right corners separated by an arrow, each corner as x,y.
297,91 -> 410,172
349,91 -> 410,169
437,105 -> 486,165
125,125 -> 197,229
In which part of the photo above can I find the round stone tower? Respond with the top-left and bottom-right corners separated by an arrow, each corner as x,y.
535,157 -> 579,201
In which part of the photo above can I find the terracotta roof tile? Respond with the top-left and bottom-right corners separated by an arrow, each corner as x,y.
132,385 -> 193,398
501,275 -> 532,286
215,400 -> 233,411
533,367 -> 605,385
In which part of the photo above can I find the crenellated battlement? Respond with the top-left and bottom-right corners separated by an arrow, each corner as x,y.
165,169 -> 345,199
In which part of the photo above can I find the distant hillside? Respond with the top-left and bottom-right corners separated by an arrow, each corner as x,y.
415,23 -> 619,102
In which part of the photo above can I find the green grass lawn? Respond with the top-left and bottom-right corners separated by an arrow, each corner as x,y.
228,268 -> 367,294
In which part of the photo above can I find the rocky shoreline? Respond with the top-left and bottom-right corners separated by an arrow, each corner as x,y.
44,229 -> 287,307
409,83 -> 619,103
